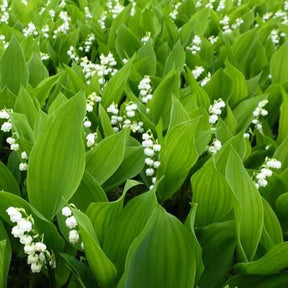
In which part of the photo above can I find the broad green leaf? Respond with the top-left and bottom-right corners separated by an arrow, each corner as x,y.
148,70 -> 180,128
0,87 -> 16,109
226,272 -> 288,288
234,242 -> 288,275
0,191 -> 64,252
27,92 -> 86,219
276,192 -> 288,220
14,86 -> 38,128
192,160 -> 233,227
103,190 -> 157,276
157,120 -> 199,200
225,60 -> 248,107
87,180 -> 140,245
103,145 -> 145,191
168,95 -> 190,130
231,29 -> 268,78
164,40 -> 186,74
73,209 -> 117,288
185,204 -> 204,284
270,44 -> 288,84
86,129 -> 128,185
136,40 -> 157,76
197,221 -> 236,288
28,53 -> 49,87
204,69 -> 232,102
71,171 -> 108,212
118,205 -> 196,288
0,221 -> 11,288
99,104 -> 114,137
0,160 -> 20,195
278,88 -> 288,143
101,61 -> 132,108
115,24 -> 141,59
61,253 -> 97,288
0,36 -> 28,94
225,147 -> 264,261
260,198 -> 283,251
179,8 -> 210,46
273,136 -> 288,172
48,93 -> 68,114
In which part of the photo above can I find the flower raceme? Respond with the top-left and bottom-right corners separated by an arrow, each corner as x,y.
6,207 -> 55,273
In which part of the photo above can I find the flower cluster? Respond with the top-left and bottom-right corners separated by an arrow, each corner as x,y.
67,46 -> 79,62
61,206 -> 84,248
83,33 -> 95,53
138,75 -> 153,110
84,6 -> 92,19
220,15 -> 232,34
86,92 -> 102,112
142,131 -> 161,189
141,32 -> 151,44
251,99 -> 268,133
86,132 -> 98,148
80,52 -> 117,86
53,11 -> 71,39
186,35 -> 201,55
19,151 -> 28,171
208,98 -> 226,126
0,34 -> 8,49
23,22 -> 38,38
216,0 -> 225,11
6,207 -> 55,273
98,0 -> 124,29
207,98 -> 225,154
169,2 -> 181,20
191,66 -> 205,80
107,102 -> 144,133
0,109 -> 12,132
208,35 -> 218,44
0,0 -> 9,24
200,72 -> 212,87
253,157 -> 282,188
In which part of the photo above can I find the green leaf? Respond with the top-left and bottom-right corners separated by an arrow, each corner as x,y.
0,221 -> 11,288
168,95 -> 190,130
226,272 -> 288,288
157,120 -> 199,200
73,209 -> 117,288
0,36 -> 28,94
99,104 -> 115,137
86,129 -> 128,185
234,242 -> 288,275
87,180 -> 140,245
197,221 -> 236,288
0,191 -> 64,252
103,145 -> 145,191
115,24 -> 141,59
28,53 -> 49,87
164,40 -> 186,74
103,190 -> 157,276
0,160 -> 20,196
260,198 -> 283,251
278,87 -> 288,143
192,160 -> 233,227
118,205 -> 196,288
71,171 -> 108,212
14,86 -> 38,128
225,147 -> 264,261
61,253 -> 98,288
225,60 -> 248,107
101,61 -> 132,108
270,44 -> 288,84
27,92 -> 86,219
185,204 -> 204,284
148,70 -> 180,128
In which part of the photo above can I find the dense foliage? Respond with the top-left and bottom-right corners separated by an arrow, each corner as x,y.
0,0 -> 288,287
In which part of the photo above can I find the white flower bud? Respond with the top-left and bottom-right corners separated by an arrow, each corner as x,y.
261,168 -> 273,177
10,143 -> 19,151
18,218 -> 32,233
83,120 -> 91,128
24,243 -> 35,254
69,229 -> 79,244
12,226 -> 25,238
146,168 -> 154,176
266,159 -> 281,169
1,121 -> 12,132
20,234 -> 33,245
27,253 -> 39,264
6,137 -> 15,145
142,140 -> 153,148
61,206 -> 72,217
144,148 -> 154,157
6,207 -> 22,223
209,114 -> 218,124
258,179 -> 268,187
21,151 -> 28,159
0,110 -> 9,119
31,262 -> 43,273
65,216 -> 77,229
142,133 -> 151,140
34,242 -> 47,252
153,144 -> 161,152
19,163 -> 28,171
153,161 -> 161,169
145,158 -> 154,166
